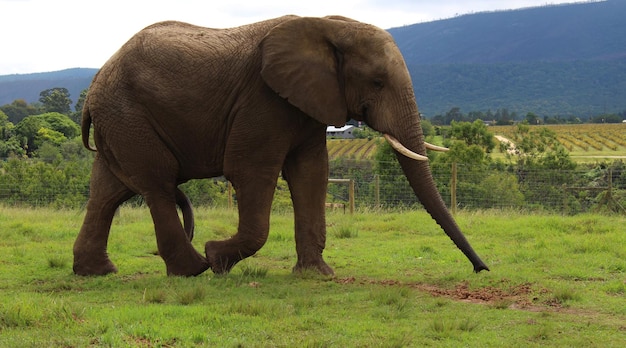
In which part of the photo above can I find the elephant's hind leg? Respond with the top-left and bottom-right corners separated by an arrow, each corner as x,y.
73,156 -> 134,276
142,188 -> 210,276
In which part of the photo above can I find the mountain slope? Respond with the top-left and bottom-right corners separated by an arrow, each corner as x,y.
389,0 -> 626,64
386,0 -> 626,117
0,68 -> 97,107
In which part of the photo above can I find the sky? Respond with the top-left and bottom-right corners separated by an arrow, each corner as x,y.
1,0 -> 576,75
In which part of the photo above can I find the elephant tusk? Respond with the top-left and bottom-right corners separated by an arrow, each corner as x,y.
424,142 -> 449,152
383,134 -> 429,161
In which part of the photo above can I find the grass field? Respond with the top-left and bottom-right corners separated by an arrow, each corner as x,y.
0,206 -> 624,347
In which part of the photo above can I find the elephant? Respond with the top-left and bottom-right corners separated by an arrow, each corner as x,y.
73,15 -> 489,277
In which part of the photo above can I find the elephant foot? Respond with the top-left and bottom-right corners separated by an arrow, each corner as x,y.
293,259 -> 335,277
205,241 -> 245,274
73,255 -> 118,276
164,249 -> 210,277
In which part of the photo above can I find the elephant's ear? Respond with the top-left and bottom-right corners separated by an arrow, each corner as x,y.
260,17 -> 348,127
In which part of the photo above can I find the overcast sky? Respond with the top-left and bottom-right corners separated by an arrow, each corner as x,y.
1,0 -> 576,75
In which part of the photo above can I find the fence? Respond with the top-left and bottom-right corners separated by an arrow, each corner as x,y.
1,158 -> 625,214
326,161 -> 626,214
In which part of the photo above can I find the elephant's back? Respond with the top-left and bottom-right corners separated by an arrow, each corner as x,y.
93,16 -> 299,89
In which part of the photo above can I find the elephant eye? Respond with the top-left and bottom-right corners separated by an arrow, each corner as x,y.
373,78 -> 384,90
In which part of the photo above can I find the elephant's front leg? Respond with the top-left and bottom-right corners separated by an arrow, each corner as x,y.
283,140 -> 334,276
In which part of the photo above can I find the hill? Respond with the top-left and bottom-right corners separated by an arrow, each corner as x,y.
389,1 -> 626,64
1,1 -> 625,117
389,0 -> 626,117
0,68 -> 96,107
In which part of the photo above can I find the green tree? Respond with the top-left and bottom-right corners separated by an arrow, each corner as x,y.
590,113 -> 622,124
0,110 -> 13,140
0,110 -> 24,157
373,141 -> 415,207
502,122 -> 577,210
14,112 -> 80,156
0,156 -> 91,208
39,88 -> 72,115
0,99 -> 40,123
420,118 -> 434,137
352,126 -> 379,140
447,119 -> 496,153
444,107 -> 465,124
525,112 -> 540,125
71,89 -> 88,124
502,122 -> 575,170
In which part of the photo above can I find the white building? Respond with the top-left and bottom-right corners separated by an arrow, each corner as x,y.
326,125 -> 356,139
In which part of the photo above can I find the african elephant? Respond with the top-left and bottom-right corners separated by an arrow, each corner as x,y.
73,15 -> 489,277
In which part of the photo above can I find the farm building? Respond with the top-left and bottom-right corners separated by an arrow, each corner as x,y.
326,125 -> 356,138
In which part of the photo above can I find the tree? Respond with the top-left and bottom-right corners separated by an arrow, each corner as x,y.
501,122 -> 577,210
447,119 -> 496,153
590,113 -> 622,124
0,110 -> 13,140
71,89 -> 88,124
14,112 -> 80,156
0,110 -> 23,157
525,112 -> 540,125
444,107 -> 465,124
502,122 -> 575,170
39,88 -> 72,115
0,99 -> 39,123
352,126 -> 379,140
373,141 -> 415,207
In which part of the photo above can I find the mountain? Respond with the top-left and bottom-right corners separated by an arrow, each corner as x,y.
0,68 -> 97,107
387,0 -> 626,117
1,1 -> 624,118
389,0 -> 626,64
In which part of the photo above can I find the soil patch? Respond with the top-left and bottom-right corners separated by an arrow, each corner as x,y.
335,277 -> 562,311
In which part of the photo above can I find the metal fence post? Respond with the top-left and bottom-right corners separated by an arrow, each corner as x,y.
450,162 -> 457,215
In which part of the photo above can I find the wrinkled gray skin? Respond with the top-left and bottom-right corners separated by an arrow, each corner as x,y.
73,15 -> 489,277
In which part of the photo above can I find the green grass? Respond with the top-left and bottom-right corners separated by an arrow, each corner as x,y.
0,206 -> 625,347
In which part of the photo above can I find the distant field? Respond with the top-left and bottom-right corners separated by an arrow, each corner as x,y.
328,123 -> 626,162
491,123 -> 626,161
327,138 -> 380,161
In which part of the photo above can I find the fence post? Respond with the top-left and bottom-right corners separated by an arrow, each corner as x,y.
228,181 -> 233,209
349,179 -> 355,214
328,178 -> 355,214
450,162 -> 457,215
375,174 -> 380,209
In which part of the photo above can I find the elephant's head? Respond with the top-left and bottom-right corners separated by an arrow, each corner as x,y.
260,16 -> 489,272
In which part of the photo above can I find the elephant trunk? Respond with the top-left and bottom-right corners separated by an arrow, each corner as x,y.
397,153 -> 489,272
388,108 -> 489,273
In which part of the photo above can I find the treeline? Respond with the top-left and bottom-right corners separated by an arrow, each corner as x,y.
428,106 -> 626,126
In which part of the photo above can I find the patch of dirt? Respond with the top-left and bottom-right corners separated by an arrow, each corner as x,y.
495,135 -> 517,154
412,281 -> 540,309
334,277 -> 563,311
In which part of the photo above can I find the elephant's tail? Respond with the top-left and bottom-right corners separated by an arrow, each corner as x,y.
176,188 -> 195,242
81,105 -> 97,152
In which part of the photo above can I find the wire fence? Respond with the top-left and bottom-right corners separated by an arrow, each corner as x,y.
327,161 -> 626,214
1,158 -> 625,214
